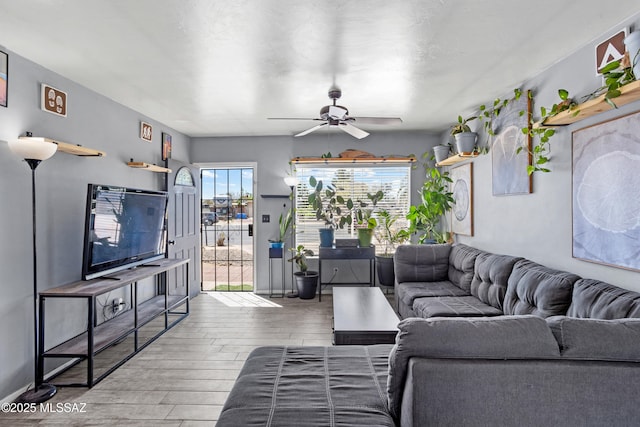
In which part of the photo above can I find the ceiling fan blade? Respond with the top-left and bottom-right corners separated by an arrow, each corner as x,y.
295,122 -> 328,137
349,117 -> 403,125
328,105 -> 348,120
268,117 -> 323,121
338,122 -> 370,139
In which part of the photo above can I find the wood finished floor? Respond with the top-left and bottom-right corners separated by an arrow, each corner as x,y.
2,292 -> 337,426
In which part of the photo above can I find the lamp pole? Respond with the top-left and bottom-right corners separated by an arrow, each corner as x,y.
283,176 -> 299,298
9,136 -> 58,403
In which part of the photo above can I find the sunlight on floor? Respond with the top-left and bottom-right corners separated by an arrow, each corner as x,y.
206,291 -> 283,308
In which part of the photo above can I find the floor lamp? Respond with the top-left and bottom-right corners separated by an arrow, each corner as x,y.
283,175 -> 299,298
8,136 -> 58,403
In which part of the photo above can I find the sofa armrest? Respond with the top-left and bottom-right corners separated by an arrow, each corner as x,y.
387,316 -> 560,420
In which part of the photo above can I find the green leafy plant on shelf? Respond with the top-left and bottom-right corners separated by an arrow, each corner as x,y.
519,89 -> 576,174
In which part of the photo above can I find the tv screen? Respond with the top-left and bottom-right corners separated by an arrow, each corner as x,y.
82,184 -> 168,280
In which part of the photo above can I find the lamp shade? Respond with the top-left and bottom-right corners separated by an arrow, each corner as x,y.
9,137 -> 57,161
284,175 -> 299,187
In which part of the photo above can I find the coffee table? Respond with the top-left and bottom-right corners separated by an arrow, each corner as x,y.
332,287 -> 400,345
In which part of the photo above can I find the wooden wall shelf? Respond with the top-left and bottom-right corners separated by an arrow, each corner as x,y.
291,156 -> 416,164
435,153 -> 479,167
19,136 -> 106,157
127,161 -> 172,173
537,80 -> 640,128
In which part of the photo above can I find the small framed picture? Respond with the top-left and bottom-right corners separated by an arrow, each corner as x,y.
162,132 -> 172,160
0,50 -> 7,108
140,121 -> 153,142
41,83 -> 67,117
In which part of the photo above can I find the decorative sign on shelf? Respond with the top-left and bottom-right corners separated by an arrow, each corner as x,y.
41,83 -> 67,117
595,29 -> 627,76
140,121 -> 153,142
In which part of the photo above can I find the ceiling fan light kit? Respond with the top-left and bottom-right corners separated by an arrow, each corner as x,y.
269,88 -> 402,139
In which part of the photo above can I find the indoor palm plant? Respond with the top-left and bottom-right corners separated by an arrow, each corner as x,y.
288,244 -> 317,299
269,208 -> 293,248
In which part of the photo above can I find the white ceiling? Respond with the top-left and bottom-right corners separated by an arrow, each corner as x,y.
0,1 -> 638,138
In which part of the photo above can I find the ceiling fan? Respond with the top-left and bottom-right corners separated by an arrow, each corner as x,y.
268,88 -> 402,139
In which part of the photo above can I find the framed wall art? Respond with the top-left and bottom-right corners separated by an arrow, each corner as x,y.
0,50 -> 7,107
450,162 -> 473,236
41,83 -> 67,117
491,91 -> 531,196
162,132 -> 172,160
140,121 -> 153,142
572,110 -> 640,271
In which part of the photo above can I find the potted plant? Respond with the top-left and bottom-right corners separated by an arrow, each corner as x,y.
374,209 -> 410,286
288,244 -> 318,299
432,143 -> 452,163
354,190 -> 384,247
308,176 -> 353,247
269,208 -> 293,249
450,115 -> 478,154
406,167 -> 454,244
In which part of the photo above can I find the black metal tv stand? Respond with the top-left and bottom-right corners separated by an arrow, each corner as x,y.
38,258 -> 190,387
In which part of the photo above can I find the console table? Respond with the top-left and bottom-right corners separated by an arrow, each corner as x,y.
38,258 -> 189,387
318,246 -> 375,302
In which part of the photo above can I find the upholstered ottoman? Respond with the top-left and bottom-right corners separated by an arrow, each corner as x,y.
217,345 -> 395,426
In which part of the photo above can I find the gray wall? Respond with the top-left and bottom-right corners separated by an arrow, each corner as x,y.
191,131 -> 440,292
0,49 -> 190,399
446,15 -> 640,293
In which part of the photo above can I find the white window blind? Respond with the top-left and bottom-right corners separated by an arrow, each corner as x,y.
294,165 -> 410,254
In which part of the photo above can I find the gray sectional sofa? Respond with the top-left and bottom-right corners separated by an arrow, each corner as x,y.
217,243 -> 640,426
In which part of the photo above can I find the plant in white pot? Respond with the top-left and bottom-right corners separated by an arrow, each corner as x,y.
432,143 -> 453,163
625,31 -> 640,80
450,115 -> 478,154
288,244 -> 318,299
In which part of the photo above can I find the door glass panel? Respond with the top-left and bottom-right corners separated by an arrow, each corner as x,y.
201,167 -> 254,291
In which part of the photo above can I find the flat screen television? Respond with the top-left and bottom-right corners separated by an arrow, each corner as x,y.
82,184 -> 168,280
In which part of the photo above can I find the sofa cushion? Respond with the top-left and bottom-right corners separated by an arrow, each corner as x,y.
217,345 -> 395,427
566,279 -> 640,319
448,243 -> 485,293
394,244 -> 451,283
503,259 -> 580,318
397,281 -> 470,308
412,296 -> 503,318
547,316 -> 640,362
387,316 -> 560,420
470,252 -> 522,311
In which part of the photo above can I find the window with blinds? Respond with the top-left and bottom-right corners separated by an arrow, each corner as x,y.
294,165 -> 411,254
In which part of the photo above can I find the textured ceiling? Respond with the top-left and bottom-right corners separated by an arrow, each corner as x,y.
0,1 -> 638,138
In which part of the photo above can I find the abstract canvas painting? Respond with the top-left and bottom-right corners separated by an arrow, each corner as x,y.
0,50 -> 7,107
491,92 -> 531,195
450,162 -> 473,236
572,111 -> 640,271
